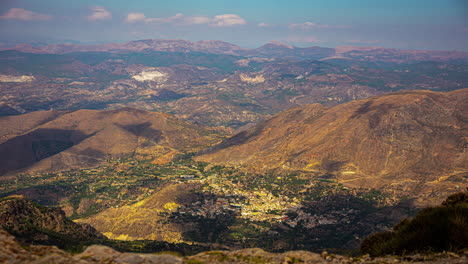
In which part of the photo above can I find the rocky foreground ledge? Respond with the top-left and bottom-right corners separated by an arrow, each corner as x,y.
1,229 -> 466,264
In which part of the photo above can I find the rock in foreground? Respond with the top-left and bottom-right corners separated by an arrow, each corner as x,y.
1,228 -> 467,264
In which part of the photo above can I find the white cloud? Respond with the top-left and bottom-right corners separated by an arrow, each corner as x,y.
126,12 -> 184,24
88,6 -> 112,21
289,21 -> 329,30
185,16 -> 212,25
126,12 -> 247,27
126,12 -> 146,23
211,14 -> 246,27
288,21 -> 350,30
145,13 -> 184,23
258,22 -> 270,27
0,8 -> 52,21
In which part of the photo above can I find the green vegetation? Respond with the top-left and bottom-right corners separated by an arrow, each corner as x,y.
221,219 -> 271,247
234,254 -> 267,264
185,260 -> 207,264
361,189 -> 468,256
205,251 -> 230,261
100,239 -> 210,255
0,155 -> 211,219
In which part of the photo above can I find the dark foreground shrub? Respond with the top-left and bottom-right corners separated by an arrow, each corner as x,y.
360,190 -> 468,256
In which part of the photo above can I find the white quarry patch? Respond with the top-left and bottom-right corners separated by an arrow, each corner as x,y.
295,75 -> 304,80
235,59 -> 250,67
340,171 -> 357,174
132,69 -> 168,82
0,75 -> 34,83
239,73 -> 265,84
69,81 -> 88,85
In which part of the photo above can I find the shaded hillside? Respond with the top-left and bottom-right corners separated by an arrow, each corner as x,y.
197,89 -> 468,204
361,189 -> 468,256
0,108 -> 225,175
0,196 -> 104,249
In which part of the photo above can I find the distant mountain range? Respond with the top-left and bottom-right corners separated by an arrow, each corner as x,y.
2,39 -> 467,64
1,39 -> 467,128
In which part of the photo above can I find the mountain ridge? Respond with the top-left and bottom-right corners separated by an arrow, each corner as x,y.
2,39 -> 467,63
196,89 -> 468,204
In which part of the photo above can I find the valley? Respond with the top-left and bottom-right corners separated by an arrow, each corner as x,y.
0,89 -> 466,254
0,39 -> 467,261
1,0 -> 468,261
0,153 -> 402,251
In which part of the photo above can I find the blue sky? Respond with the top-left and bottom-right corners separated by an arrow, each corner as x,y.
0,0 -> 467,50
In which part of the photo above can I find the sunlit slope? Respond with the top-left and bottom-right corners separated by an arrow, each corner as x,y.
76,183 -> 200,242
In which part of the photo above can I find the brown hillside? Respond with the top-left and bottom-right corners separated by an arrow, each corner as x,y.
197,89 -> 468,196
0,108 -> 224,175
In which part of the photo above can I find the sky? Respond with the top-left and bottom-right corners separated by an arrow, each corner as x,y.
0,0 -> 467,51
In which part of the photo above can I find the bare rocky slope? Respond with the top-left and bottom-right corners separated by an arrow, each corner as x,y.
197,89 -> 468,205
